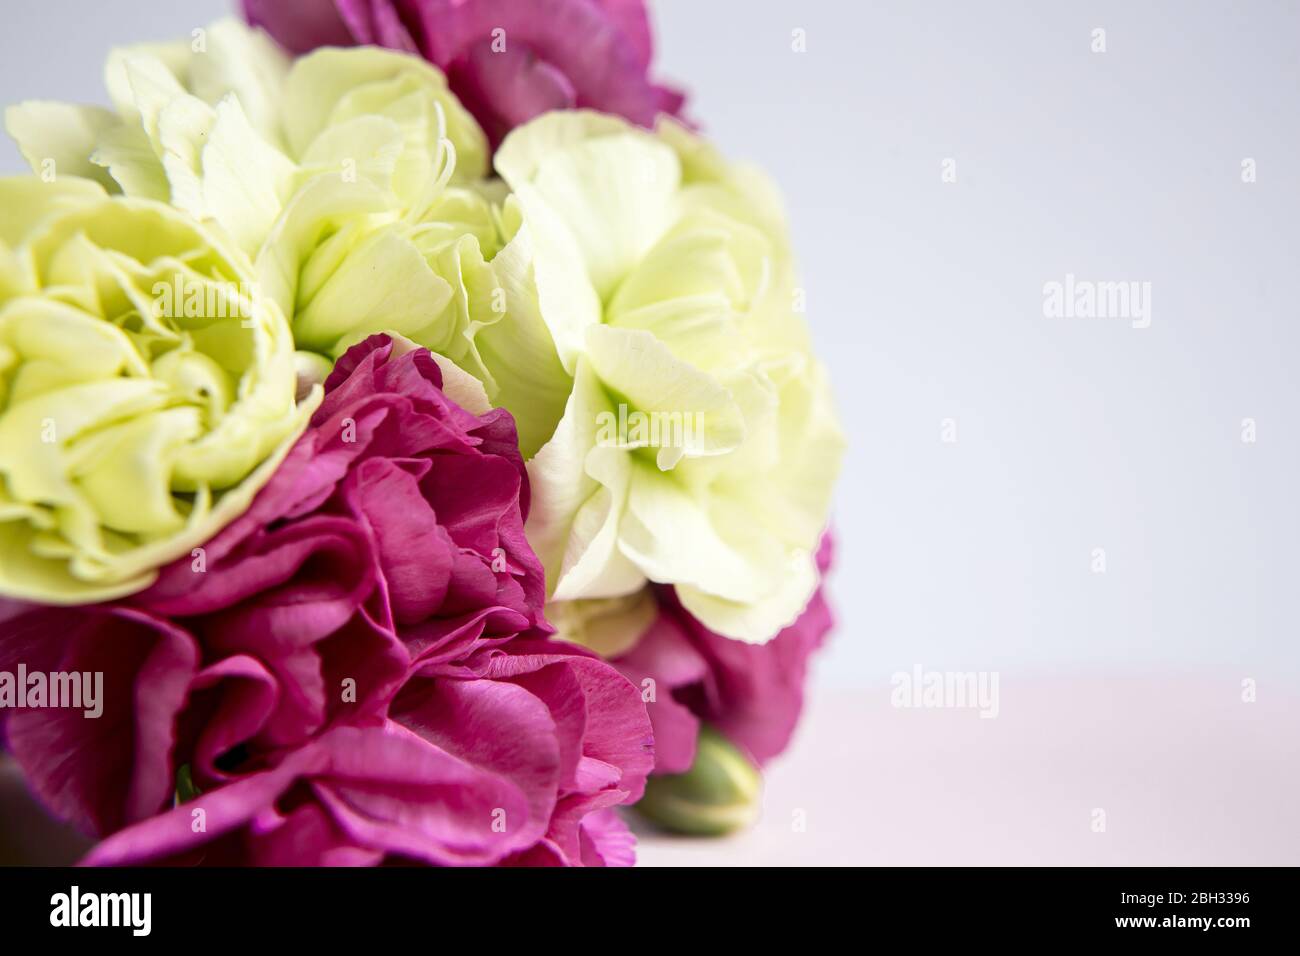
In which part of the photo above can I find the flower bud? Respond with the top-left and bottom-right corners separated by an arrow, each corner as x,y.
636,725 -> 762,836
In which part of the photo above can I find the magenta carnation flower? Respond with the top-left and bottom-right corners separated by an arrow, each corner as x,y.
0,336 -> 652,866
243,0 -> 685,144
616,535 -> 835,773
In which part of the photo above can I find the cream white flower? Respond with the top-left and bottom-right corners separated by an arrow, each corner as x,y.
497,112 -> 844,642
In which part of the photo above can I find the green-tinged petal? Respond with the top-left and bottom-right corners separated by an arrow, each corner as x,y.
605,293 -> 737,372
92,123 -> 169,200
468,224 -> 571,457
1,297 -> 145,405
584,324 -> 744,468
618,460 -> 791,608
296,115 -> 406,193
187,18 -> 290,147
497,177 -> 601,373
104,40 -> 191,118
526,361 -> 644,600
547,589 -> 658,658
501,113 -> 679,301
552,446 -> 645,600
281,46 -> 487,182
155,92 -> 218,218
295,227 -> 452,353
111,52 -> 188,149
659,115 -> 789,233
199,96 -> 296,254
764,355 -> 846,545
255,174 -> 392,315
496,112 -> 681,371
677,549 -> 819,644
293,349 -> 332,401
672,369 -> 779,485
495,110 -> 632,183
5,102 -> 120,190
0,177 -> 106,247
72,405 -> 202,535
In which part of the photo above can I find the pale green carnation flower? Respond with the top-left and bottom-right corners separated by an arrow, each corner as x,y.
5,18 -> 488,235
497,111 -> 844,643
6,19 -> 567,456
0,176 -> 312,603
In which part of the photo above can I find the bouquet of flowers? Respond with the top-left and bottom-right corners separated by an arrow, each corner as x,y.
0,0 -> 842,866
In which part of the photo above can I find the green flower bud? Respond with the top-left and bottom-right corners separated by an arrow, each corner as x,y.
635,725 -> 763,836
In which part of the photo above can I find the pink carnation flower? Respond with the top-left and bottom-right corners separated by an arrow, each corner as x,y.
0,336 -> 652,866
616,535 -> 835,773
243,0 -> 686,144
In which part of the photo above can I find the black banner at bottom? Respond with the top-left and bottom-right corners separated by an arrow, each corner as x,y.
0,866 -> 1286,941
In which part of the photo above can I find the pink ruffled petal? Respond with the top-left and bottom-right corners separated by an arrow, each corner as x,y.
579,806 -> 637,867
242,0 -> 354,53
4,606 -> 196,834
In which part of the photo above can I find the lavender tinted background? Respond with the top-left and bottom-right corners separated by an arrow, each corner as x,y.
651,0 -> 1300,689
2,1 -> 1297,864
